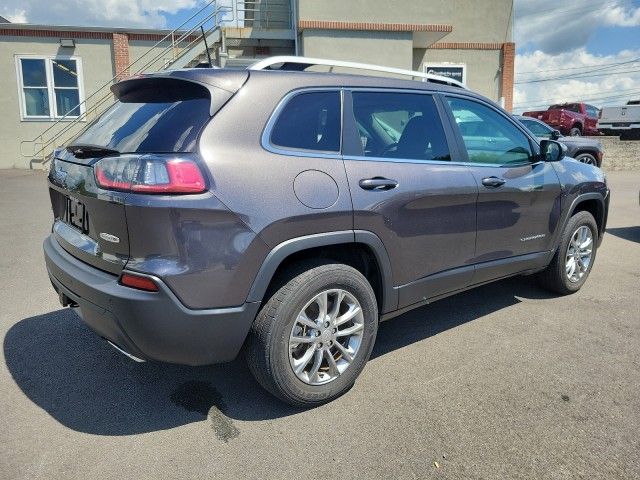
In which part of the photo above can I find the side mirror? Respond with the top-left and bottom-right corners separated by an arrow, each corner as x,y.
540,139 -> 566,162
551,129 -> 561,140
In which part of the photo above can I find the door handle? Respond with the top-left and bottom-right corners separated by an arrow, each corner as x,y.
359,177 -> 399,191
481,176 -> 506,188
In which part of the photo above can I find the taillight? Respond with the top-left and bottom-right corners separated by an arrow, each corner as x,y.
120,272 -> 159,292
95,156 -> 206,194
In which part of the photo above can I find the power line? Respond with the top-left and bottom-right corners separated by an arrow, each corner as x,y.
515,66 -> 640,84
514,90 -> 640,108
515,57 -> 640,84
516,57 -> 640,76
516,0 -> 639,23
513,88 -> 640,109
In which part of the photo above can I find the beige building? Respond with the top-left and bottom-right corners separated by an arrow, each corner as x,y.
0,0 -> 514,169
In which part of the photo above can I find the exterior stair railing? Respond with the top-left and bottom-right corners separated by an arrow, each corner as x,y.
21,0 -> 234,167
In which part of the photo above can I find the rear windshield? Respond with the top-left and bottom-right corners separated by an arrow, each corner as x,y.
71,81 -> 211,153
549,103 -> 580,113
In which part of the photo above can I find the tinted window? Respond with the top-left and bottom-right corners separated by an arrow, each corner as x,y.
520,118 -> 553,137
270,91 -> 341,152
586,105 -> 599,117
448,97 -> 533,165
72,83 -> 211,153
351,92 -> 450,161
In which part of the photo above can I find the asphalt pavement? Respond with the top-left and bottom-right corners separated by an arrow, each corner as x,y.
1,169 -> 639,479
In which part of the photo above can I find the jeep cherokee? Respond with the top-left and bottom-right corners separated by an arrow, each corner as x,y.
44,58 -> 609,407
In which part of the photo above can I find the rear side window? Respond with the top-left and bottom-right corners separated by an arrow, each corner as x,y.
71,80 -> 212,153
270,91 -> 341,153
585,105 -> 599,117
351,91 -> 450,161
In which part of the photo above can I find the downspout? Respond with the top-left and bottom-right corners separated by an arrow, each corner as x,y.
292,0 -> 299,55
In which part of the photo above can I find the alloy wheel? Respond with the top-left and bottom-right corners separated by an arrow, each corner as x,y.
289,289 -> 364,385
565,225 -> 593,282
576,154 -> 597,166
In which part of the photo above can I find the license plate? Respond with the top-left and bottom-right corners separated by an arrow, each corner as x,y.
65,196 -> 89,234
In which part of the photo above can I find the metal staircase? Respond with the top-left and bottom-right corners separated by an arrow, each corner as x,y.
22,0 -> 294,168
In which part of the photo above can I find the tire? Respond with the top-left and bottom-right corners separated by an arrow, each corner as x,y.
569,126 -> 582,136
246,261 -> 378,407
537,211 -> 598,295
575,152 -> 599,167
620,130 -> 640,141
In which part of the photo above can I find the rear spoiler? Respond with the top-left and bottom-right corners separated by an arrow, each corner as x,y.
111,70 -> 248,116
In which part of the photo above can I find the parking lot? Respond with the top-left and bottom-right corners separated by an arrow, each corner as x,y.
1,168 -> 639,479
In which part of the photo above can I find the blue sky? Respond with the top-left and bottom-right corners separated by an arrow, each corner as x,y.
2,0 -> 639,111
513,0 -> 640,111
585,25 -> 640,55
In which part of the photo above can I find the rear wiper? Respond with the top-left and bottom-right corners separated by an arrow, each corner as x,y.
66,144 -> 120,159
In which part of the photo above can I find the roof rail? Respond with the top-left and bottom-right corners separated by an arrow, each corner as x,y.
247,56 -> 466,88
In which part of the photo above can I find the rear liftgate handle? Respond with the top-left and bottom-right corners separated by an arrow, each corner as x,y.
359,177 -> 399,191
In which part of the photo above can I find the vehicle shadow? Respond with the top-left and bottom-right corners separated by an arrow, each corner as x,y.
4,276 -> 553,436
607,226 -> 640,244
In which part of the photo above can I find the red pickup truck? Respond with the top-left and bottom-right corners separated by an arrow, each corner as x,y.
523,103 -> 600,136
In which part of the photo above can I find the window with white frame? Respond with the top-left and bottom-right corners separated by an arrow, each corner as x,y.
16,56 -> 84,120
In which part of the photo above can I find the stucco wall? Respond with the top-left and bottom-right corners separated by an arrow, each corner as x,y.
129,39 -> 173,72
0,37 -> 114,169
298,0 -> 513,43
300,29 -> 413,69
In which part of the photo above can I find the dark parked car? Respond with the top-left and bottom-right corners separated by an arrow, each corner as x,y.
44,57 -> 609,407
523,102 -> 600,136
517,115 -> 604,167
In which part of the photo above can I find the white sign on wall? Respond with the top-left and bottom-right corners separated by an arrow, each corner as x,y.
423,63 -> 467,85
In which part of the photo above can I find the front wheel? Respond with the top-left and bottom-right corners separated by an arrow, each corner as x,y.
537,211 -> 598,294
575,152 -> 599,167
246,262 -> 378,407
569,127 -> 582,136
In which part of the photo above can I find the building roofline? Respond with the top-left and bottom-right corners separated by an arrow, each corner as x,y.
298,20 -> 453,33
0,22 -> 175,35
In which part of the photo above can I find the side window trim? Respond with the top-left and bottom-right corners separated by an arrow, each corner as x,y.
442,93 -> 541,167
434,92 -> 469,164
261,87 -> 343,158
342,88 -> 455,165
341,89 -> 364,157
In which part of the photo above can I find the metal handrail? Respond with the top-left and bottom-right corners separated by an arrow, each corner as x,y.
22,0 -> 234,163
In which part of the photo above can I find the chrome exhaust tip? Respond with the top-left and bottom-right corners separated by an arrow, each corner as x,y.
107,340 -> 146,363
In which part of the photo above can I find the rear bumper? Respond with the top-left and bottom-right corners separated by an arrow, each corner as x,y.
44,235 -> 260,366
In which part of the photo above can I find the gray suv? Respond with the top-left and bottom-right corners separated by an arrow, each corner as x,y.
44,59 -> 609,407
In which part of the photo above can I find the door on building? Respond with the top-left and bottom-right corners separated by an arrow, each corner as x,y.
342,90 -> 478,309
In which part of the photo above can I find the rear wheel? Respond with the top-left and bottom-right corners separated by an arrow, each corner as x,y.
537,211 -> 598,294
620,130 -> 640,141
246,262 -> 378,407
575,152 -> 599,167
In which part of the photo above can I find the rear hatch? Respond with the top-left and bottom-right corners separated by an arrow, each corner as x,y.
599,105 -> 640,125
47,71 -> 247,274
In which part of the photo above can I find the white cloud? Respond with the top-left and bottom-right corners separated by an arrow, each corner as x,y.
603,4 -> 640,27
513,49 -> 640,113
0,0 -> 202,28
1,8 -> 27,23
515,0 -> 640,54
513,0 -> 640,112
